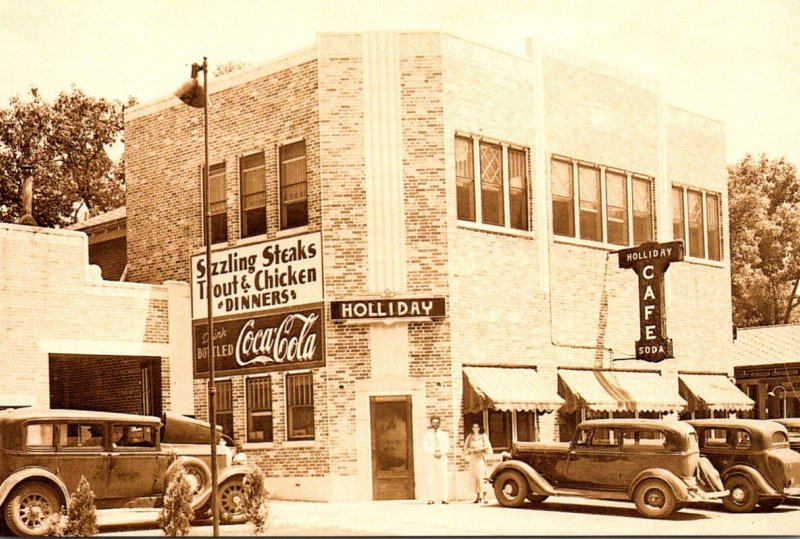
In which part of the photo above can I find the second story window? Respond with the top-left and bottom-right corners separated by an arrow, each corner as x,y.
578,165 -> 601,242
672,186 -> 685,243
280,141 -> 308,230
551,158 -> 574,237
706,193 -> 721,261
688,189 -> 705,258
632,177 -> 653,244
673,184 -> 722,261
240,152 -> 266,238
203,162 -> 228,245
508,148 -> 528,230
455,136 -> 475,221
605,171 -> 628,245
480,142 -> 504,226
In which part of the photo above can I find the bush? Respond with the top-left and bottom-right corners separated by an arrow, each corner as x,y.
47,476 -> 98,536
157,463 -> 194,536
242,465 -> 270,533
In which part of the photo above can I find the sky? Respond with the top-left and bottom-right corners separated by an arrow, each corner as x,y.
0,0 -> 798,165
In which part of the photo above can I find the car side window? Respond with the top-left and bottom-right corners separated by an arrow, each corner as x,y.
112,425 -> 156,449
590,428 -> 618,447
59,423 -> 104,449
734,430 -> 751,449
575,429 -> 591,446
704,428 -> 729,448
26,423 -> 55,449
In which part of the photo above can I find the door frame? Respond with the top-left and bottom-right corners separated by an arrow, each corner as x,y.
369,395 -> 415,500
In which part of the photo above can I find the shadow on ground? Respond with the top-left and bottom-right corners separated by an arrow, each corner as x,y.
521,501 -> 708,521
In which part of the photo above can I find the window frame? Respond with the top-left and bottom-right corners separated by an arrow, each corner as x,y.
214,379 -> 234,440
455,136 -> 476,222
245,375 -> 273,444
239,151 -> 267,239
202,161 -> 228,246
279,140 -> 309,231
285,371 -> 315,442
672,183 -> 724,262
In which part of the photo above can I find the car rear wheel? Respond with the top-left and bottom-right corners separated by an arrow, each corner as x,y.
493,471 -> 529,508
633,479 -> 677,519
526,494 -> 549,506
757,497 -> 784,511
218,476 -> 247,524
4,481 -> 63,537
722,476 -> 758,513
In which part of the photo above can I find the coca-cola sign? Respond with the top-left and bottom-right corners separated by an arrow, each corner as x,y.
193,305 -> 325,377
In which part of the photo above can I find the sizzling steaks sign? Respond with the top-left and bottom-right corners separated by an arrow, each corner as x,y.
193,305 -> 325,377
618,241 -> 684,362
330,297 -> 446,321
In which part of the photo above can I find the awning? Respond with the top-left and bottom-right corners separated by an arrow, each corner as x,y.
463,366 -> 564,414
558,369 -> 687,413
679,373 -> 755,413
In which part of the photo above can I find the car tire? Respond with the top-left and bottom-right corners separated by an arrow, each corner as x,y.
493,471 -> 529,508
757,497 -> 784,511
218,476 -> 248,524
166,457 -> 212,509
722,476 -> 758,513
633,479 -> 677,519
526,494 -> 549,506
4,481 -> 63,537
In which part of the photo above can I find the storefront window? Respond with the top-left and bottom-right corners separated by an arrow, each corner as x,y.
488,410 -> 512,451
240,152 -> 267,238
203,162 -> 228,245
280,141 -> 308,230
516,411 -> 537,442
455,136 -> 475,222
246,376 -> 273,443
480,142 -> 504,226
215,380 -> 234,440
286,372 -> 314,441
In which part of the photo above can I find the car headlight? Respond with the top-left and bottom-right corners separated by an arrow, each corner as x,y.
233,451 -> 248,466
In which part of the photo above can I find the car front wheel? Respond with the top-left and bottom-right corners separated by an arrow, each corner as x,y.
4,481 -> 63,537
633,479 -> 677,519
493,471 -> 529,508
218,476 -> 247,524
722,476 -> 758,513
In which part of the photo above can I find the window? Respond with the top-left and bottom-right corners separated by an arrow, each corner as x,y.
280,141 -> 308,230
203,162 -> 228,245
240,152 -> 267,238
552,158 -> 574,237
516,411 -> 536,442
579,165 -> 601,241
455,137 -> 475,221
575,428 -> 591,446
141,365 -> 154,416
623,430 -> 668,451
247,377 -> 273,443
112,425 -> 157,449
480,142 -> 504,226
704,428 -> 729,447
286,372 -> 314,441
706,193 -> 721,261
487,410 -> 512,451
672,186 -> 685,242
508,149 -> 528,230
772,431 -> 789,445
606,171 -> 628,245
590,428 -> 618,447
687,189 -> 705,258
632,177 -> 653,244
59,424 -> 104,449
215,380 -> 234,440
26,424 -> 54,449
464,410 -> 538,448
734,430 -> 751,449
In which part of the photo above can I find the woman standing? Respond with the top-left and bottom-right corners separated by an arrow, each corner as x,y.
463,422 -> 492,503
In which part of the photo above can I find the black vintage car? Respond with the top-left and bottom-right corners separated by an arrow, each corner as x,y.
688,419 -> 800,512
490,419 -> 728,519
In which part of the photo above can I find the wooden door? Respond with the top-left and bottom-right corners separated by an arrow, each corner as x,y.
370,396 -> 414,500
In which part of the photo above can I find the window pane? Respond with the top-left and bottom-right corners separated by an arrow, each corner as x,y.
488,410 -> 511,452
632,178 -> 653,244
672,186 -> 685,241
707,193 -> 721,261
280,141 -> 308,230
215,380 -> 234,439
456,137 -> 475,222
287,373 -> 314,441
248,414 -> 273,443
688,189 -> 705,258
26,424 -> 54,448
516,411 -> 536,442
509,149 -> 528,230
480,143 -> 504,226
552,159 -> 574,237
606,171 -> 628,245
590,428 -> 617,447
203,163 -> 228,245
112,425 -> 156,448
60,424 -> 104,448
579,165 -> 601,241
240,153 -> 266,238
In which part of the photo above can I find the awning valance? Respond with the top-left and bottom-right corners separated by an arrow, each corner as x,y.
462,366 -> 564,414
679,373 -> 754,413
558,369 -> 687,413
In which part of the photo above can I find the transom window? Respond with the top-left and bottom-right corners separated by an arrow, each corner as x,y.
672,184 -> 723,261
240,152 -> 267,238
203,162 -> 228,245
552,156 -> 654,246
247,376 -> 273,443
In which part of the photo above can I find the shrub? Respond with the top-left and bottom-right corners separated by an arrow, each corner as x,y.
157,463 -> 194,536
44,509 -> 67,537
47,476 -> 98,536
242,465 -> 270,533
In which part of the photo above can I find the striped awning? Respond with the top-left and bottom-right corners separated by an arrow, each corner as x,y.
679,373 -> 755,413
463,366 -> 564,414
558,369 -> 687,413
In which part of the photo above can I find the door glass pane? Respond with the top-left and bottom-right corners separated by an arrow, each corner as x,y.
373,401 -> 409,472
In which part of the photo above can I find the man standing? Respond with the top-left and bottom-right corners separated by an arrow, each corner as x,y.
424,416 -> 450,504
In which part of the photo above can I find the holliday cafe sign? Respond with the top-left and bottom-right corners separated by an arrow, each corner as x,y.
618,240 -> 684,362
330,297 -> 446,321
193,305 -> 325,377
190,231 -> 323,320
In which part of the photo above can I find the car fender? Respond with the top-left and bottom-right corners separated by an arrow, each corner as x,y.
489,460 -> 557,496
629,468 -> 689,501
721,465 -> 780,497
0,467 -> 70,507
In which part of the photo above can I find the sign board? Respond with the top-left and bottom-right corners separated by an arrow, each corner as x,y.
193,305 -> 325,378
330,297 -> 446,321
735,363 -> 800,380
190,231 -> 323,320
618,241 -> 684,362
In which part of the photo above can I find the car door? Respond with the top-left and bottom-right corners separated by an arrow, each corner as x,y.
565,427 -> 623,490
106,423 -> 170,500
619,428 -> 671,485
55,422 -> 110,499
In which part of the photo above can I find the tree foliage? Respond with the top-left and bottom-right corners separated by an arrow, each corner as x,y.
157,464 -> 194,536
242,464 -> 270,533
0,86 -> 134,228
47,475 -> 98,536
729,153 -> 800,327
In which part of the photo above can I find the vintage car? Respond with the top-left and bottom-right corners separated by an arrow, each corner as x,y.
773,418 -> 800,452
688,419 -> 800,512
0,408 -> 250,536
490,419 -> 728,519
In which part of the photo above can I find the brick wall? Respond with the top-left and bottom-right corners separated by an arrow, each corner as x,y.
88,236 -> 127,281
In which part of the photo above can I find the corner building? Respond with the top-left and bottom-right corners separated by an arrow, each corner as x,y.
124,31 -> 735,501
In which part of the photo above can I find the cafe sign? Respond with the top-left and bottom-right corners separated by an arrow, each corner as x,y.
193,305 -> 325,378
618,241 -> 683,362
190,231 -> 323,320
330,297 -> 446,322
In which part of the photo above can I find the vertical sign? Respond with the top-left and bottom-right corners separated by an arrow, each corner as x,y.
618,241 -> 684,362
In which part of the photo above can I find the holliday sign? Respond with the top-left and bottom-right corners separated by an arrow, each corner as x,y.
618,240 -> 684,362
193,305 -> 325,377
330,297 -> 446,321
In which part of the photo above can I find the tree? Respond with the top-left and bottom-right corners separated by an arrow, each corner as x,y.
47,475 -> 98,536
729,153 -> 800,327
0,86 -> 134,228
157,464 -> 194,536
214,61 -> 250,77
242,464 -> 270,533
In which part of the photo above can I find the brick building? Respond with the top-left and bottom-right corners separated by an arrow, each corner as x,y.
67,206 -> 128,281
123,31 -> 745,501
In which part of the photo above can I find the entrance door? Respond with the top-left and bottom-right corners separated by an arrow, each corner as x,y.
370,396 -> 414,500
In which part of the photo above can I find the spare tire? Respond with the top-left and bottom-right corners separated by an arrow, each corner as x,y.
697,457 -> 724,492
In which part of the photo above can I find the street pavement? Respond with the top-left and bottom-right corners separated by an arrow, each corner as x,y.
97,496 -> 800,536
